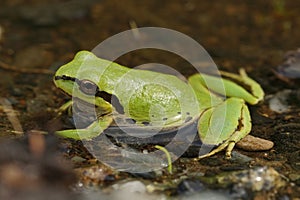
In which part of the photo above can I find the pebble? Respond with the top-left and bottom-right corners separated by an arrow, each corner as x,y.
268,89 -> 292,113
268,89 -> 300,115
236,134 -> 274,151
229,151 -> 253,163
277,48 -> 300,79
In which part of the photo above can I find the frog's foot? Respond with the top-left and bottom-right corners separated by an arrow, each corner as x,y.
195,131 -> 244,160
220,68 -> 264,105
196,98 -> 252,160
55,100 -> 73,116
55,115 -> 113,140
190,69 -> 264,107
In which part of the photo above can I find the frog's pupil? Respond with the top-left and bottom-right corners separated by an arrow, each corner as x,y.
85,82 -> 93,89
79,79 -> 98,95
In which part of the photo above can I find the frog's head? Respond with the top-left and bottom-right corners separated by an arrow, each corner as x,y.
54,51 -> 113,112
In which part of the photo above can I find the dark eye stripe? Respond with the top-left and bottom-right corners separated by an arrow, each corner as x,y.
56,77 -> 99,96
55,75 -> 77,81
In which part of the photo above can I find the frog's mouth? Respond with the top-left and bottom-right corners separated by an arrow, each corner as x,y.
96,91 -> 124,114
55,75 -> 124,114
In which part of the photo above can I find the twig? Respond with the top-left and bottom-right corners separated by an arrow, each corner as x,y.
0,60 -> 53,75
0,98 -> 23,135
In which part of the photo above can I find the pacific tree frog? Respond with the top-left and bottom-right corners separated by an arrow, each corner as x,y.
54,51 -> 264,159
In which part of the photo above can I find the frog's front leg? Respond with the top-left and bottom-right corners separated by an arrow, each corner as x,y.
55,114 -> 113,140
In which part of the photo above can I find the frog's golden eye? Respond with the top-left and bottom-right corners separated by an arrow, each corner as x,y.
78,79 -> 99,95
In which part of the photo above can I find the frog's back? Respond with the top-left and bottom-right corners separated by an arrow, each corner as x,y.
113,69 -> 199,127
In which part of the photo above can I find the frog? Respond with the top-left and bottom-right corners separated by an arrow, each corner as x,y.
54,50 -> 264,160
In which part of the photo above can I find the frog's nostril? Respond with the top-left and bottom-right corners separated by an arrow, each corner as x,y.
185,116 -> 192,123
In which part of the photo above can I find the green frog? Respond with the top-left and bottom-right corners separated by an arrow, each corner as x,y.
54,51 -> 264,159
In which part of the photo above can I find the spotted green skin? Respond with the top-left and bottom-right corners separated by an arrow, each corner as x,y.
54,51 -> 264,159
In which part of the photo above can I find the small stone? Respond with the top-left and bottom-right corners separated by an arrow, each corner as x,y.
268,90 -> 292,113
277,48 -> 300,79
236,135 -> 274,151
115,180 -> 146,193
230,151 -> 253,163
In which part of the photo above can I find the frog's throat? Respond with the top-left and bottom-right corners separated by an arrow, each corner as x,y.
55,75 -> 124,114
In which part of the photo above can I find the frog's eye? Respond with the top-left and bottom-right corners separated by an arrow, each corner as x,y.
78,79 -> 98,95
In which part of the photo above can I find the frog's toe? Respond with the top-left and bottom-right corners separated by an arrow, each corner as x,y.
55,115 -> 113,140
224,141 -> 236,159
195,141 -> 229,160
195,142 -> 235,161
